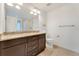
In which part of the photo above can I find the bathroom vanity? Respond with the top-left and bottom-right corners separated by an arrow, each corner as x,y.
0,32 -> 46,56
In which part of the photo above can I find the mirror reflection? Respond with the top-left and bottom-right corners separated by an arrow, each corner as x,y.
5,3 -> 40,33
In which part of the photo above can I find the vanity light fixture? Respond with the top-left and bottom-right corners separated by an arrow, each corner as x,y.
30,8 -> 40,15
32,8 -> 40,14
30,11 -> 38,15
7,3 -> 13,6
15,5 -> 21,10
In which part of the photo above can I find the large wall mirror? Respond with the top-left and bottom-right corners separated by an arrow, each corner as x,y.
5,3 -> 39,33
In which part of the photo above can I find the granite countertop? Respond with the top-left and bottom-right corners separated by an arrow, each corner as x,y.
0,32 -> 45,41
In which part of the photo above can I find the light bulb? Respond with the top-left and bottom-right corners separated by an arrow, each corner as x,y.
15,5 -> 21,10
7,3 -> 13,6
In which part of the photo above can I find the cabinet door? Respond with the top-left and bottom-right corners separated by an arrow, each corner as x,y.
1,38 -> 26,49
1,43 -> 25,56
0,42 -> 1,55
27,36 -> 39,56
25,40 -> 28,56
39,34 -> 46,52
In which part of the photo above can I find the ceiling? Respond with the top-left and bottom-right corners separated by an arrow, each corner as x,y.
23,3 -> 65,12
6,3 -> 78,12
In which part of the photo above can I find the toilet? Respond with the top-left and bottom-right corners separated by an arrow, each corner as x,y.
46,35 -> 54,48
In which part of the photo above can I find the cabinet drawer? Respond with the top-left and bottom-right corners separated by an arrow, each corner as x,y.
1,37 -> 26,48
39,34 -> 46,38
27,36 -> 38,42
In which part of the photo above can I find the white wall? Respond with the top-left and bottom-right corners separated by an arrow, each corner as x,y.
0,3 -> 5,34
47,4 -> 79,53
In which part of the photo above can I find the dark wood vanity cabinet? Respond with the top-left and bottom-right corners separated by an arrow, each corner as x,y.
0,37 -> 26,56
0,34 -> 46,56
